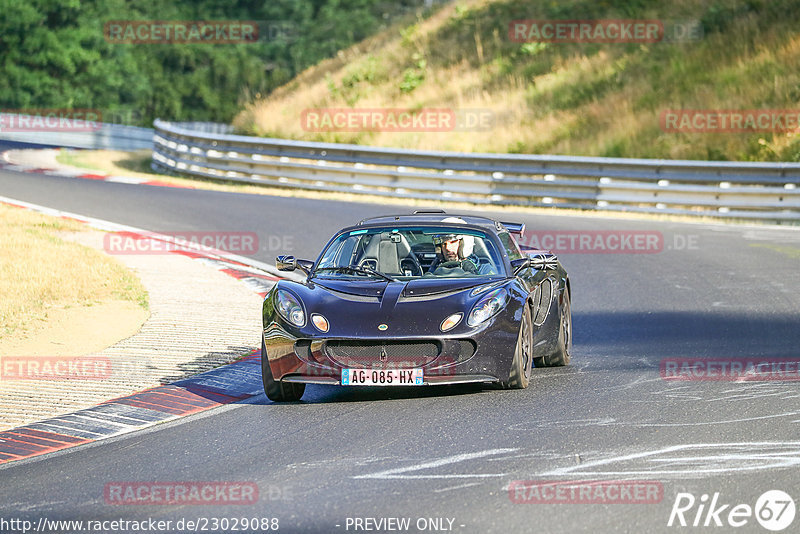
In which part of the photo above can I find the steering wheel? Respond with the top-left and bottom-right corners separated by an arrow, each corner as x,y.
401,253 -> 424,277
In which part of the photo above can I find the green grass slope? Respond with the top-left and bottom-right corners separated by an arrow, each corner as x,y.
235,0 -> 800,161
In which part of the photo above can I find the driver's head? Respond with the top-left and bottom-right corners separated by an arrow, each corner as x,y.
436,217 -> 474,263
442,236 -> 461,261
435,233 -> 462,262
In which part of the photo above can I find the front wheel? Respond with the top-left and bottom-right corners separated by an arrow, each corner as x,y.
261,338 -> 305,402
501,304 -> 533,389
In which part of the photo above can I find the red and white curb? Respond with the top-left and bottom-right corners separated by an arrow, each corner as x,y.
0,195 -> 301,466
0,149 -> 191,189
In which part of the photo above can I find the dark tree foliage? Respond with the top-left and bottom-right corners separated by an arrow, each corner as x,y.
0,0 -> 426,125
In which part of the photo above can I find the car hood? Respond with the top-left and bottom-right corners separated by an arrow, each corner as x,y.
312,277 -> 500,298
279,277 -> 507,336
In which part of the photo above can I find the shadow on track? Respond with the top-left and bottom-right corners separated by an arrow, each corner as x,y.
276,382 -> 489,404
573,310 -> 800,360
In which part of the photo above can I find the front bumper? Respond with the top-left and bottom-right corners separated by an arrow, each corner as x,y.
262,317 -> 519,385
280,374 -> 499,386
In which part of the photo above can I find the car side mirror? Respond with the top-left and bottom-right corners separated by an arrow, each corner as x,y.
511,257 -> 529,275
277,255 -> 313,275
529,252 -> 559,270
276,255 -> 297,271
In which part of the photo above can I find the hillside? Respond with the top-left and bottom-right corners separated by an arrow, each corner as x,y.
234,0 -> 800,161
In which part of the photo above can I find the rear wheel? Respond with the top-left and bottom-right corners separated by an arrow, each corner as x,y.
536,289 -> 571,367
502,304 -> 533,389
261,338 -> 305,402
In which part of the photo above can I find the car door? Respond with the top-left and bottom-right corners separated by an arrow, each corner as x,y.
500,230 -> 556,330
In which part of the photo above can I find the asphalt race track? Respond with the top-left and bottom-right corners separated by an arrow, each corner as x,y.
2,147 -> 800,533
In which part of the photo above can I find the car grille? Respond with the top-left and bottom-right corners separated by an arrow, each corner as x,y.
324,340 -> 440,369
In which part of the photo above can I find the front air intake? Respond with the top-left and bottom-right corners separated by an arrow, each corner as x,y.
324,340 -> 441,369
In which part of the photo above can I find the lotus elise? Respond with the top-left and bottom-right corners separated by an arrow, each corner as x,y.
261,211 -> 571,401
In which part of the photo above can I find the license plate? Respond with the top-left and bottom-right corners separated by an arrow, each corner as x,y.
341,369 -> 423,386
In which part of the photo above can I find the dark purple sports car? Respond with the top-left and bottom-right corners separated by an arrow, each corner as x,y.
261,211 -> 571,401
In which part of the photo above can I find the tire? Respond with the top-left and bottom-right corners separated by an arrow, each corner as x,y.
501,304 -> 533,389
536,289 -> 572,368
261,338 -> 305,402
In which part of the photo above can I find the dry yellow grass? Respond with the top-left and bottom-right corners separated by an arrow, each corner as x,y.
234,0 -> 800,162
0,204 -> 148,338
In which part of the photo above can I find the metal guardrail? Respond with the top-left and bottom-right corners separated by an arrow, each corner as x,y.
152,119 -> 800,222
0,113 -> 153,151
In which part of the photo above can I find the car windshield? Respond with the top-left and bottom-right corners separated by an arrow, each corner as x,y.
314,226 -> 505,280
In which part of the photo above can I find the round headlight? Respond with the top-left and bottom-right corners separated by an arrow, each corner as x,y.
275,289 -> 305,327
467,289 -> 508,327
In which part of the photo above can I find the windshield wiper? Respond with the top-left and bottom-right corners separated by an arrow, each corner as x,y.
314,266 -> 397,282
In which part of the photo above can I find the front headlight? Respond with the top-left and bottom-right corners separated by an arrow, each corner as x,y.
467,288 -> 508,327
275,289 -> 305,327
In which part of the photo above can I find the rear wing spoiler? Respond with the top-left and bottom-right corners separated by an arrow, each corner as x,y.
501,222 -> 525,238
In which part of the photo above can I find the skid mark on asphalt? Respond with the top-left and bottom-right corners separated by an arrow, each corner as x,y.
538,442 -> 800,478
585,375 -> 800,404
643,383 -> 800,403
627,412 -> 800,427
509,418 -> 617,430
353,448 -> 518,480
510,374 -> 800,430
509,411 -> 800,430
434,482 -> 484,493
288,456 -> 401,470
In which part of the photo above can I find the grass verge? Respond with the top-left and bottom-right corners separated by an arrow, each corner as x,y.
0,204 -> 148,338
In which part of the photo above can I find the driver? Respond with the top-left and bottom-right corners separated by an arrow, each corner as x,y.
431,233 -> 478,275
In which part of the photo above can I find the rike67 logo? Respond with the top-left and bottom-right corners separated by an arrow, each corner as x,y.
668,490 -> 795,531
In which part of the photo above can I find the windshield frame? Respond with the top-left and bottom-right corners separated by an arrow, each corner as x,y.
311,223 -> 512,280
